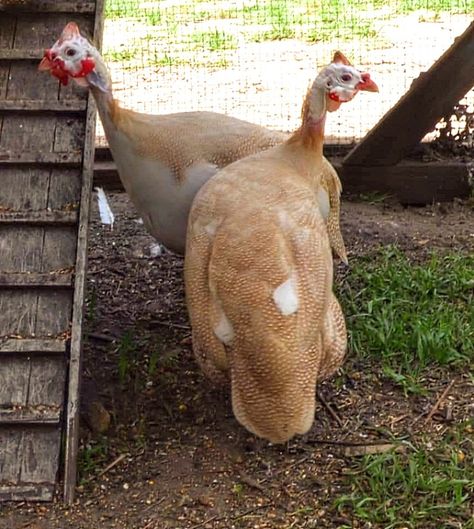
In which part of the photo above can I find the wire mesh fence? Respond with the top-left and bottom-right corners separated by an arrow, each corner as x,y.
99,0 -> 473,148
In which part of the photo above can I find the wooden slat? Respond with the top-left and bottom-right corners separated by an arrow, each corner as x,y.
93,160 -> 123,190
334,161 -> 471,205
0,1 -> 95,13
0,408 -> 60,425
0,100 -> 87,112
344,21 -> 474,166
94,158 -> 472,205
0,151 -> 82,165
64,0 -> 105,504
0,339 -> 66,354
0,290 -> 72,337
0,210 -> 77,225
0,427 -> 61,501
0,49 -> 43,60
0,168 -> 81,211
0,272 -> 73,288
0,484 -> 55,502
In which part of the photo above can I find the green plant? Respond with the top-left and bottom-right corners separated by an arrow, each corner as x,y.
78,436 -> 109,482
117,329 -> 139,384
335,429 -> 474,528
105,0 -> 140,20
85,285 -> 98,324
339,247 -> 473,389
191,30 -> 238,52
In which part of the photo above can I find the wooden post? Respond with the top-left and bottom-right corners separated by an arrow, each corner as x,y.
344,21 -> 474,166
63,0 -> 105,504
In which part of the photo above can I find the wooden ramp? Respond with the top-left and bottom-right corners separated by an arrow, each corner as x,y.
0,0 -> 104,502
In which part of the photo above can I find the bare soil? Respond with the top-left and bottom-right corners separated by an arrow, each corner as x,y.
1,194 -> 473,529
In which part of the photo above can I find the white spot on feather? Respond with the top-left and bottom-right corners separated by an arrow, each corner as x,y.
316,188 -> 330,220
204,219 -> 220,237
273,275 -> 298,316
214,310 -> 234,345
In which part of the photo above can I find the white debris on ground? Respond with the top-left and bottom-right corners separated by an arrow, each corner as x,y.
95,187 -> 115,229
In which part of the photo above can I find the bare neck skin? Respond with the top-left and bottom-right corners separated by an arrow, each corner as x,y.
285,86 -> 328,174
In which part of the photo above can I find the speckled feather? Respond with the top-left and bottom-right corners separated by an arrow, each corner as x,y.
110,103 -> 287,182
185,152 -> 335,443
183,56 -> 373,443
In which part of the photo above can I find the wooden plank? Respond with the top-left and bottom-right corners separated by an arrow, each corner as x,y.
334,161 -> 471,205
0,1 -> 96,13
0,49 -> 43,60
0,168 -> 81,211
0,211 -> 78,224
14,13 -> 92,52
0,427 -> 61,499
64,0 -> 105,504
0,357 -> 66,407
0,6 -> 98,503
0,226 -> 77,275
0,290 -> 72,337
0,100 -> 87,112
0,338 -> 66,354
344,21 -> 474,166
94,158 -> 472,204
93,160 -> 124,190
0,16 -> 14,99
0,409 -> 60,425
0,272 -> 73,288
48,169 -> 82,210
0,151 -> 82,165
0,484 -> 55,502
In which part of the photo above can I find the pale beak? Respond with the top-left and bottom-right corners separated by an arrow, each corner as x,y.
357,72 -> 379,92
38,55 -> 53,71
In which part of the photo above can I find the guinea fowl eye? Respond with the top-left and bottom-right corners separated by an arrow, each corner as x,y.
341,73 -> 352,82
66,48 -> 76,57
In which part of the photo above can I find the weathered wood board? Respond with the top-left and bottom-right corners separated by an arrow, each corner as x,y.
94,146 -> 472,205
344,21 -> 474,166
0,0 -> 104,502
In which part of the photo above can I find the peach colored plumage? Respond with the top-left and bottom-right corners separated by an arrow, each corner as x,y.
40,24 -> 353,260
39,22 -> 286,253
185,52 -> 378,443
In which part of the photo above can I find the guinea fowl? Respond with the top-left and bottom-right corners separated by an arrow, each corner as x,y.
185,52 -> 377,443
38,22 -> 286,253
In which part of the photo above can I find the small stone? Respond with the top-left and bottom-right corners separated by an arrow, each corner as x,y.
197,494 -> 213,507
123,483 -> 130,490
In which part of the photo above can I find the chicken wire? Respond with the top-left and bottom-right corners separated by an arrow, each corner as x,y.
99,0 -> 474,147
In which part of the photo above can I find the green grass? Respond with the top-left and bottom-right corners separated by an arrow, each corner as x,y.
117,329 -> 140,385
105,0 -> 140,19
397,0 -> 474,14
78,436 -> 109,483
339,247 -> 473,390
191,30 -> 238,52
335,424 -> 474,528
103,0 -> 473,68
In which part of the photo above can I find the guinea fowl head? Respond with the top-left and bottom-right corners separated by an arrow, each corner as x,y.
38,22 -> 110,92
293,51 -> 378,148
316,51 -> 379,112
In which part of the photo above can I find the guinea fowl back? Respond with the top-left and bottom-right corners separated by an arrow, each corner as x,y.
185,53 -> 378,443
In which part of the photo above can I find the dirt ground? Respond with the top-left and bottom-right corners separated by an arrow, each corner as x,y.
1,193 -> 473,529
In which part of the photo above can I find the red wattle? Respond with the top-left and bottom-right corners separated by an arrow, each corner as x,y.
328,92 -> 340,102
72,57 -> 95,78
